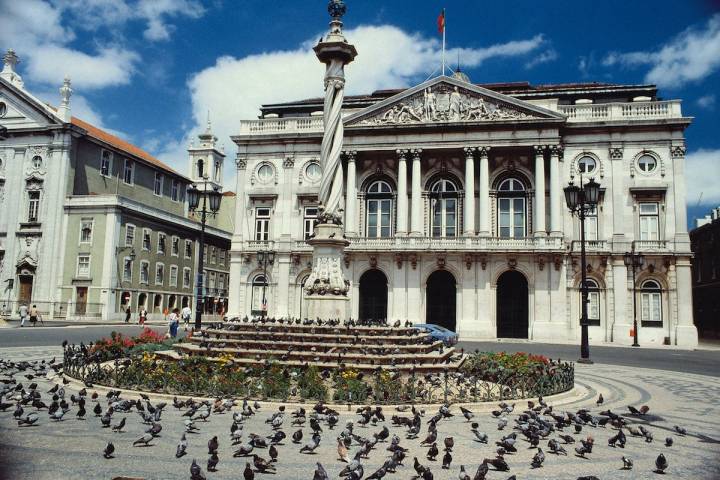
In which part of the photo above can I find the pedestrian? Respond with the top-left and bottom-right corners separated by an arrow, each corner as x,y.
181,304 -> 192,331
19,304 -> 28,327
138,307 -> 147,326
124,306 -> 131,324
218,305 -> 225,321
168,308 -> 180,339
29,305 -> 38,327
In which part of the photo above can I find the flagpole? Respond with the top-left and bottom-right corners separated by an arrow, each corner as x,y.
441,10 -> 446,75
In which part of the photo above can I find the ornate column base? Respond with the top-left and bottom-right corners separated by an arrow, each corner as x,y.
303,222 -> 351,320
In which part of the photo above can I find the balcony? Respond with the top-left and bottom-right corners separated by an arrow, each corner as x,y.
633,240 -> 670,252
570,240 -> 609,253
238,117 -> 323,135
558,100 -> 683,122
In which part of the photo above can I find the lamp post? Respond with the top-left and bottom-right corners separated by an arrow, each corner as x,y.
564,176 -> 600,364
187,181 -> 222,330
624,249 -> 644,347
257,249 -> 275,319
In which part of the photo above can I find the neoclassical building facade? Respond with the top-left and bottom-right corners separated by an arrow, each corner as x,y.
228,74 -> 698,347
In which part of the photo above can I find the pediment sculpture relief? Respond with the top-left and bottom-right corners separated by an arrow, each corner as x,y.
358,84 -> 535,125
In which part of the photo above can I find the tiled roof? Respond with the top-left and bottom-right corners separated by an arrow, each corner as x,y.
71,117 -> 184,178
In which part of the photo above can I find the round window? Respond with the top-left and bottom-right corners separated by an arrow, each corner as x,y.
305,162 -> 321,181
577,156 -> 596,174
637,154 -> 657,173
257,164 -> 274,182
31,155 -> 43,169
0,102 -> 6,117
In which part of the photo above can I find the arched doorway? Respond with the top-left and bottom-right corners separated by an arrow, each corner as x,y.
497,270 -> 529,338
426,270 -> 456,331
359,270 -> 388,322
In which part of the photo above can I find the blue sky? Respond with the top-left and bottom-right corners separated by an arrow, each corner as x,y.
2,0 -> 719,226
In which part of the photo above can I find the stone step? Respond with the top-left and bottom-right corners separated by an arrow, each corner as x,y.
201,328 -> 429,345
187,336 -> 445,354
213,321 -> 419,336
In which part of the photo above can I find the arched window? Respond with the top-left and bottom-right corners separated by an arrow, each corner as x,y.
251,274 -> 268,316
214,160 -> 221,181
640,280 -> 662,325
582,279 -> 601,326
298,275 -> 309,319
497,178 -> 526,238
137,292 -> 147,310
366,180 -> 393,238
197,159 -> 204,179
429,178 -> 458,237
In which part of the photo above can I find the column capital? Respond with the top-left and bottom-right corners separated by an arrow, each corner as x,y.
235,155 -> 247,170
395,149 -> 409,159
463,146 -> 476,157
609,147 -> 623,159
342,150 -> 357,162
410,148 -> 423,158
477,146 -> 491,157
534,145 -> 547,155
549,144 -> 564,157
670,145 -> 686,158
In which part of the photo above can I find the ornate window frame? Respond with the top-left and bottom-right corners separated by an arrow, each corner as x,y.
251,161 -> 278,185
299,159 -> 322,184
571,152 -> 603,179
633,150 -> 661,176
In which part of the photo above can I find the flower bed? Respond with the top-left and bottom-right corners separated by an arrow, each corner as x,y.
88,328 -> 178,362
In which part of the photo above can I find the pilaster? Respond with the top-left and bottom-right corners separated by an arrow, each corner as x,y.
463,147 -> 476,235
477,146 -> 490,236
396,149 -> 408,235
533,145 -> 546,236
410,149 -> 423,236
344,151 -> 357,235
549,145 -> 563,236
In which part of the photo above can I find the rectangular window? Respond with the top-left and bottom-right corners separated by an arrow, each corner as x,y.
142,229 -> 152,251
76,255 -> 90,277
125,224 -> 136,247
79,218 -> 93,243
139,261 -> 149,284
100,150 -> 112,177
169,265 -> 178,287
304,207 -> 318,239
255,207 -> 271,241
153,172 -> 163,196
585,204 -> 598,241
641,292 -> 662,323
171,236 -> 180,256
122,257 -> 133,282
208,271 -> 216,290
218,273 -> 225,290
157,233 -> 166,255
171,179 -> 179,201
366,199 -> 392,238
219,249 -> 226,265
155,263 -> 165,285
210,247 -> 217,264
183,267 -> 191,288
588,291 -> 600,324
639,202 -> 659,241
27,191 -> 40,222
498,198 -> 526,238
123,159 -> 134,184
184,240 -> 192,259
203,245 -> 208,265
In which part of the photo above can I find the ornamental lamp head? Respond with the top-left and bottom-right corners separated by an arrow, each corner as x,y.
327,0 -> 346,19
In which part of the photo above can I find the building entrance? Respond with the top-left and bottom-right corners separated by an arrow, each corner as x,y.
18,275 -> 33,304
497,270 -> 529,338
426,270 -> 456,331
359,269 -> 388,322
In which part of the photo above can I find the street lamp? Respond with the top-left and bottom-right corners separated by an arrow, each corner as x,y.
624,250 -> 645,347
564,176 -> 600,364
187,182 -> 222,330
257,250 -> 275,319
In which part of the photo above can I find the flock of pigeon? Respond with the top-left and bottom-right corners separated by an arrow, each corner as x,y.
0,355 -> 690,479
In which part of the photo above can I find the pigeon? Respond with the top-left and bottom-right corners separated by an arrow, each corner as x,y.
253,454 -> 276,473
665,436 -> 673,447
427,442 -> 439,461
441,450 -> 452,469
531,448 -> 545,468
474,462 -> 489,480
292,429 -> 303,444
233,443 -> 254,457
208,435 -> 219,454
460,407 -> 474,422
133,433 -> 154,447
207,452 -> 219,472
471,429 -> 488,444
243,462 -> 254,480
622,456 -> 633,470
674,425 -> 687,436
484,456 -> 509,471
443,436 -> 454,452
300,433 -> 321,453
337,437 -> 349,462
313,462 -> 329,480
190,459 -> 206,480
176,434 -> 188,458
655,453 -> 668,473
103,442 -> 115,459
596,393 -> 603,406
548,438 -> 567,455
112,417 -> 126,433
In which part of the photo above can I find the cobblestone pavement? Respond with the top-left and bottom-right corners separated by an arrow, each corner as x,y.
0,346 -> 719,480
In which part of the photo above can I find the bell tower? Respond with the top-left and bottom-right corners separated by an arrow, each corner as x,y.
188,114 -> 225,191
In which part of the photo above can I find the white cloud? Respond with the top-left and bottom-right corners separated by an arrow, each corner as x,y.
525,49 -> 558,69
603,14 -> 720,88
686,149 -> 720,205
155,25 -> 547,175
136,0 -> 205,41
696,94 -> 716,109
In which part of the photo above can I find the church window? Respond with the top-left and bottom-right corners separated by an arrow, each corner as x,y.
365,180 -> 393,238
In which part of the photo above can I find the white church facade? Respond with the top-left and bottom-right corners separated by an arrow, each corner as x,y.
228,74 -> 698,348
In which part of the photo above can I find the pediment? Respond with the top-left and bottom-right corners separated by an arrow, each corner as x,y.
0,78 -> 63,130
345,75 -> 565,127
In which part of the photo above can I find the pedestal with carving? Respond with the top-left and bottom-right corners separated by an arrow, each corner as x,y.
303,222 -> 350,320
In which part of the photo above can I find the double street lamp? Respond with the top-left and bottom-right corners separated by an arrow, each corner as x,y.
187,182 -> 222,330
564,176 -> 601,364
624,250 -> 645,347
257,250 -> 275,319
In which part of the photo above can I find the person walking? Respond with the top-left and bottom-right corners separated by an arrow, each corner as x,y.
168,308 -> 180,339
181,304 -> 192,331
19,304 -> 28,327
29,305 -> 38,327
124,306 -> 131,323
138,307 -> 147,326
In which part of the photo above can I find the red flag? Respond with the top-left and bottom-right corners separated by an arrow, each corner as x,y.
437,9 -> 445,34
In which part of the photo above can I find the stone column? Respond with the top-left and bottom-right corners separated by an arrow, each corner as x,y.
610,258 -> 631,345
410,148 -> 423,236
478,146 -> 490,236
463,147 -> 476,235
396,149 -> 409,235
674,258 -> 699,347
671,145 -> 691,251
549,145 -> 563,236
534,145 -> 546,236
344,151 -> 357,235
